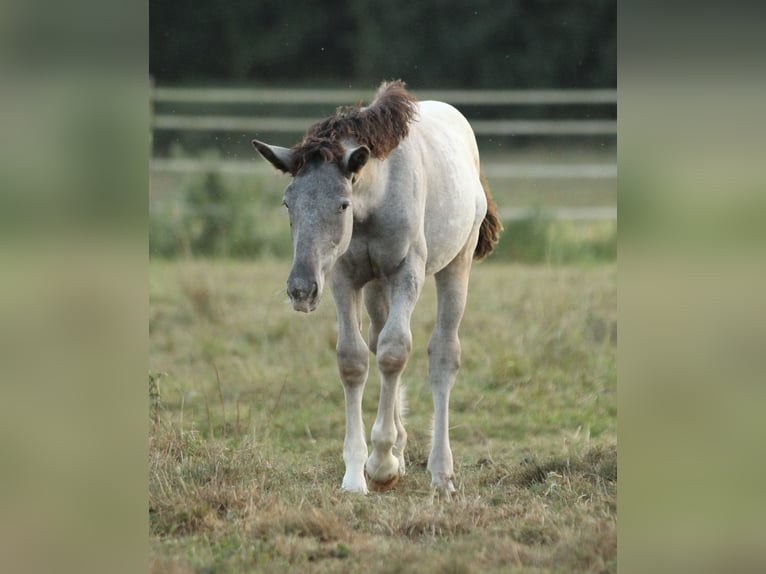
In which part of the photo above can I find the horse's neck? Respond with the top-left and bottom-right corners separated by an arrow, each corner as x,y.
351,157 -> 389,222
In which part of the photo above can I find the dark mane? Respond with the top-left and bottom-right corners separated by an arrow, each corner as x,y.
289,80 -> 418,175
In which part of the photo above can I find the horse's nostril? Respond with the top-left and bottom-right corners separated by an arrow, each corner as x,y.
288,280 -> 318,302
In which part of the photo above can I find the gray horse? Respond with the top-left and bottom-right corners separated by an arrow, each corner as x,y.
253,80 -> 502,494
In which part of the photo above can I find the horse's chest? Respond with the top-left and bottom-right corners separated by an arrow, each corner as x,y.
367,238 -> 411,273
339,230 -> 410,284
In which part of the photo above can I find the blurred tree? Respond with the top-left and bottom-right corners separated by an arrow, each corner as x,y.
150,0 -> 615,88
185,172 -> 234,256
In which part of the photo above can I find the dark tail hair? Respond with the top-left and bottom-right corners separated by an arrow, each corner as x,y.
474,172 -> 503,260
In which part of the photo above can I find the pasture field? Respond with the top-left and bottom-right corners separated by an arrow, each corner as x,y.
149,259 -> 616,573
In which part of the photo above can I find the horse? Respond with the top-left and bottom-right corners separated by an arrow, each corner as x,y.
252,80 -> 502,494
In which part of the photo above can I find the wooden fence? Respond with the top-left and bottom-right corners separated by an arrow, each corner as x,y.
151,87 -> 616,221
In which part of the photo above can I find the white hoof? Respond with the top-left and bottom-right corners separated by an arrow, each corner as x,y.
430,474 -> 457,497
365,453 -> 401,491
342,473 -> 369,495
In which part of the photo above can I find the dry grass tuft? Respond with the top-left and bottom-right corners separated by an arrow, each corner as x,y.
398,499 -> 490,539
552,518 -> 617,572
179,272 -> 219,322
149,557 -> 196,574
583,443 -> 618,482
248,504 -> 350,543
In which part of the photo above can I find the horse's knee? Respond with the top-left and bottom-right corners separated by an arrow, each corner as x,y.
428,334 -> 461,374
377,331 -> 412,376
337,343 -> 368,386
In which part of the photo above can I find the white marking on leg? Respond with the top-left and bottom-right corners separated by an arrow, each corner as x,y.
342,382 -> 368,494
393,385 -> 408,476
333,276 -> 370,494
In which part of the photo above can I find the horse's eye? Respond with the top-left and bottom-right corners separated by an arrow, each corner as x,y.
340,200 -> 351,212
282,200 -> 289,209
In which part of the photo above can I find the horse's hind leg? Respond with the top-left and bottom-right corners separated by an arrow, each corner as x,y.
364,279 -> 389,355
428,244 -> 474,493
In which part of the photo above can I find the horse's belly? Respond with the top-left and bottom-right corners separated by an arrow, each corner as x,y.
424,189 -> 484,275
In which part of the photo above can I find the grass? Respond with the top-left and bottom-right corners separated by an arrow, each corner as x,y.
149,259 -> 616,573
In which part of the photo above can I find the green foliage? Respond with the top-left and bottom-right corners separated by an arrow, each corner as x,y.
493,209 -> 616,265
184,172 -> 234,256
150,170 -> 293,260
496,208 -> 552,263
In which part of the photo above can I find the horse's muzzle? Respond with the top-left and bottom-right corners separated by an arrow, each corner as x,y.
286,276 -> 320,313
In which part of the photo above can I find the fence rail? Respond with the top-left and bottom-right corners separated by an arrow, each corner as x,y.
152,87 -> 617,106
149,200 -> 617,223
151,86 -> 617,137
153,114 -> 616,136
151,158 -> 616,180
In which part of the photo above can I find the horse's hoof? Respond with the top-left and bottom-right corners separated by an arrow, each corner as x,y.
367,473 -> 400,492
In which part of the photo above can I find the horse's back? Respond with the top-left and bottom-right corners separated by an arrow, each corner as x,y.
417,100 -> 481,166
410,101 -> 487,274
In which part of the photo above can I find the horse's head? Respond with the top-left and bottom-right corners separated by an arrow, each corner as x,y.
252,139 -> 370,312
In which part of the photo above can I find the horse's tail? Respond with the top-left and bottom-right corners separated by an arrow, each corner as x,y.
474,171 -> 503,260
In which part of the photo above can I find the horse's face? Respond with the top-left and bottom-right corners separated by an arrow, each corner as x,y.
282,164 -> 354,312
252,140 -> 370,312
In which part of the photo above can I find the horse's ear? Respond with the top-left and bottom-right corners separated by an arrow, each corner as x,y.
252,139 -> 295,173
343,145 -> 370,175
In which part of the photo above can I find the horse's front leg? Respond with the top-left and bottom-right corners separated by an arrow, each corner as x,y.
366,258 -> 424,491
331,273 -> 370,494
